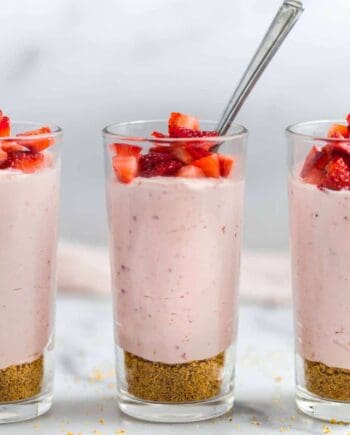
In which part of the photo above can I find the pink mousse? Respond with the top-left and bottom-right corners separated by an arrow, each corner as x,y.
290,175 -> 350,369
108,176 -> 244,364
0,164 -> 59,369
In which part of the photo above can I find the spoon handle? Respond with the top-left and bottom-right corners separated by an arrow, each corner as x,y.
217,0 -> 304,135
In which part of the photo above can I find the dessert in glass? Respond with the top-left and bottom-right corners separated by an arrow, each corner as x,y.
0,110 -> 62,423
103,112 -> 247,422
288,114 -> 350,422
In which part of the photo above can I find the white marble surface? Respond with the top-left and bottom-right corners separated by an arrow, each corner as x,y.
2,295 -> 349,435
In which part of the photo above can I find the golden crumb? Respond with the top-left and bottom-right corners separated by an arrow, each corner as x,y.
116,431 -> 126,435
305,359 -> 350,401
250,416 -> 261,426
280,426 -> 291,432
0,356 -> 43,402
66,432 -> 74,435
275,376 -> 283,383
124,351 -> 224,402
323,425 -> 332,433
93,431 -> 102,435
98,418 -> 105,424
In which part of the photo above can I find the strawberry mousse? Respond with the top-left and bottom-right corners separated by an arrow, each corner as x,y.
105,112 -> 246,406
289,114 -> 350,401
0,110 -> 60,405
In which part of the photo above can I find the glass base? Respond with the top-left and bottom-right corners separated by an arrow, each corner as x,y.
296,385 -> 350,423
0,390 -> 52,424
117,388 -> 234,423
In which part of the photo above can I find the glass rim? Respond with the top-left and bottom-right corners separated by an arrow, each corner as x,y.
102,119 -> 248,143
286,119 -> 349,143
0,120 -> 63,141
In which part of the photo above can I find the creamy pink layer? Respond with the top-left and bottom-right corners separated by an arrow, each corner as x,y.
290,175 -> 350,369
0,164 -> 59,369
108,176 -> 244,364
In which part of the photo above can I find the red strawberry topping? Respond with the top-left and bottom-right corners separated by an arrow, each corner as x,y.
328,124 -> 349,139
0,148 -> 7,165
320,157 -> 350,191
177,165 -> 205,178
16,126 -> 54,152
1,151 -> 45,173
168,112 -> 200,136
1,141 -> 28,153
219,155 -> 234,177
169,127 -> 219,139
0,116 -> 10,137
112,143 -> 142,158
152,131 -> 168,138
193,154 -> 221,178
139,153 -> 183,177
113,155 -> 138,183
149,145 -> 173,154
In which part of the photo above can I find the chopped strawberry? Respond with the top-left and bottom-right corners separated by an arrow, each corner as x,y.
169,126 -> 218,139
171,147 -> 193,164
112,143 -> 142,158
139,153 -> 183,177
1,151 -> 45,173
112,155 -> 138,183
328,124 -> 349,139
149,145 -> 173,154
152,131 -> 168,138
177,165 -> 205,178
16,126 -> 54,152
301,146 -> 329,178
0,116 -> 10,137
193,154 -> 220,178
186,146 -> 212,160
168,112 -> 200,136
1,141 -> 28,153
320,157 -> 350,191
219,155 -> 234,177
0,148 -> 7,165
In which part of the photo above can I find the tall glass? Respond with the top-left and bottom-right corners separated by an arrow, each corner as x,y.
0,122 -> 62,423
103,120 -> 247,422
287,120 -> 350,422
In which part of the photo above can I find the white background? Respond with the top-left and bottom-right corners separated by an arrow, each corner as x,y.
1,0 -> 349,250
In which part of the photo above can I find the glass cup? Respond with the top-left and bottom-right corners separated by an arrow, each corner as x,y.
0,122 -> 62,423
287,120 -> 350,422
103,120 -> 247,422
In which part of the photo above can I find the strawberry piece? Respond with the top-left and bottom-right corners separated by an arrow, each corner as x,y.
328,124 -> 349,139
149,145 -> 172,154
219,155 -> 234,177
112,143 -> 142,158
169,126 -> 218,139
177,165 -> 205,178
112,155 -> 138,183
152,131 -> 168,138
16,126 -> 54,152
301,146 -> 330,178
186,146 -> 212,160
168,112 -> 200,136
0,148 -> 7,165
171,147 -> 193,164
320,157 -> 350,191
193,154 -> 220,178
139,153 -> 183,177
1,151 -> 45,173
1,141 -> 28,153
0,116 -> 10,137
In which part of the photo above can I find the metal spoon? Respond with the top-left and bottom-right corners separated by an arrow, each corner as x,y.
216,0 -> 304,136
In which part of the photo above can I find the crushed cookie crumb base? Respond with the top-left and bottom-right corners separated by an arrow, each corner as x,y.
305,359 -> 350,401
0,356 -> 43,402
124,351 -> 225,403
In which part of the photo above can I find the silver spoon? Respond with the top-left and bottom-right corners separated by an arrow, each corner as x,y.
216,0 -> 304,136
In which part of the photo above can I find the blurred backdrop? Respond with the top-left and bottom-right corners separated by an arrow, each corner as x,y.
1,0 -> 348,251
